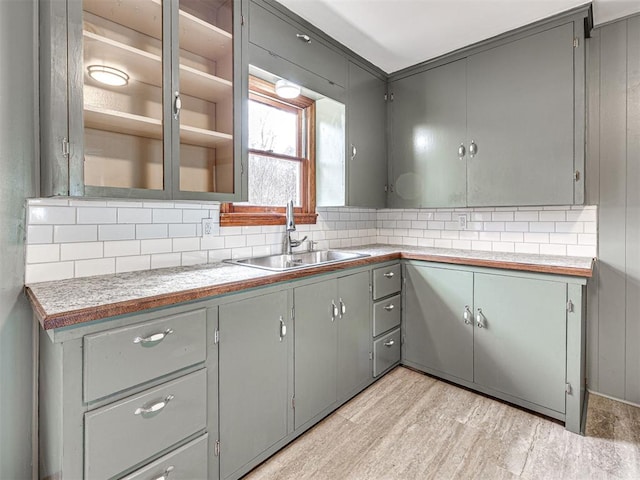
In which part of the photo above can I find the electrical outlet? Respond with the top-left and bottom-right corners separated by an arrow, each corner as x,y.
202,218 -> 218,237
458,214 -> 468,230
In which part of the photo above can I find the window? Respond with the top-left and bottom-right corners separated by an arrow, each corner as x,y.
220,76 -> 317,226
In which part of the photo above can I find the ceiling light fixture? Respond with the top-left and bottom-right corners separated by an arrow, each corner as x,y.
275,79 -> 301,99
87,65 -> 129,87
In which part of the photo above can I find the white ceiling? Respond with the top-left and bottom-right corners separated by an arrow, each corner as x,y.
275,0 -> 640,73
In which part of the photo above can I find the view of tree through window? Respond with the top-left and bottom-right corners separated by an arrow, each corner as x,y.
248,100 -> 303,207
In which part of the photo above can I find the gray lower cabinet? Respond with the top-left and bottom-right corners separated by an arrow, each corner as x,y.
218,290 -> 291,480
403,264 -> 473,382
402,261 -> 587,433
294,270 -> 372,429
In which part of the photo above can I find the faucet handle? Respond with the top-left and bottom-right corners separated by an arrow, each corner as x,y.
307,240 -> 318,252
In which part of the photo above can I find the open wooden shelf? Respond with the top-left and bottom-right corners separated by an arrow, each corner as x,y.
84,31 -> 232,103
83,0 -> 232,62
84,105 -> 232,148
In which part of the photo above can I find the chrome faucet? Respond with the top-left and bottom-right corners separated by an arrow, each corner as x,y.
283,200 -> 307,254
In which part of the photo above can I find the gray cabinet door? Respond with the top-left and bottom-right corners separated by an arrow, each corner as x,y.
389,59 -> 467,208
466,23 -> 575,206
347,61 -> 387,208
403,264 -> 474,382
337,271 -> 372,400
294,279 -> 338,428
473,273 -> 567,413
219,290 -> 289,480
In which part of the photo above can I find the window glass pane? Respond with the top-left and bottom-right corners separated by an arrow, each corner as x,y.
248,154 -> 301,206
249,101 -> 298,156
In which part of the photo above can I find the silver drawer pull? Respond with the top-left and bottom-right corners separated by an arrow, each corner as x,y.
296,33 -> 311,43
384,304 -> 395,311
279,316 -> 287,342
476,308 -> 485,329
134,394 -> 174,416
151,465 -> 175,480
463,305 -> 472,325
331,301 -> 338,321
383,272 -> 394,278
340,298 -> 346,316
383,339 -> 395,347
133,328 -> 174,345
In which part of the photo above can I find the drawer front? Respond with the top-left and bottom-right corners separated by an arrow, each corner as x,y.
372,264 -> 401,300
373,294 -> 401,337
85,369 -> 207,480
84,308 -> 206,402
121,434 -> 208,480
373,328 -> 401,377
249,2 -> 347,87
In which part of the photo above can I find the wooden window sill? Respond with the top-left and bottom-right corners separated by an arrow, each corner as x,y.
220,212 -> 318,227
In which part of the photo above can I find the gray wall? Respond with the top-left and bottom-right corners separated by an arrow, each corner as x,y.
587,14 -> 640,404
0,0 -> 38,478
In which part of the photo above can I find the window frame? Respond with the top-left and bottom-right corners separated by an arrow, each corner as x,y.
220,76 -> 317,227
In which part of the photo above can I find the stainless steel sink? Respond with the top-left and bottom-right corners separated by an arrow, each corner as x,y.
227,250 -> 369,271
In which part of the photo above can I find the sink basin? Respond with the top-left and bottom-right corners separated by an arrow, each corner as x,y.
227,250 -> 370,271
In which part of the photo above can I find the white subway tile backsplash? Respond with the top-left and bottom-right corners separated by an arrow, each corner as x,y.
25,262 -> 74,283
104,240 -> 140,257
98,224 -> 136,241
75,258 -> 115,277
26,244 -> 60,264
60,242 -> 103,261
136,224 -> 169,240
27,225 -> 53,244
151,253 -> 182,269
23,201 -> 598,281
29,206 -> 76,225
141,238 -> 173,255
118,208 -> 152,224
53,225 -> 98,243
116,255 -> 151,273
153,208 -> 182,224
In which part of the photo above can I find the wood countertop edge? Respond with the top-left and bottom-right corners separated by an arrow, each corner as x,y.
30,251 -> 593,330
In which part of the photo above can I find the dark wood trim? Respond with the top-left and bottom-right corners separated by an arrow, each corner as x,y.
220,212 -> 317,227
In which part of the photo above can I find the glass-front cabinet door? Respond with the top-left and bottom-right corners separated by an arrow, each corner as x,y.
69,0 -> 239,199
174,0 -> 235,198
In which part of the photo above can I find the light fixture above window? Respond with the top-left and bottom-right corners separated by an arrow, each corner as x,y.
87,65 -> 129,87
275,79 -> 301,99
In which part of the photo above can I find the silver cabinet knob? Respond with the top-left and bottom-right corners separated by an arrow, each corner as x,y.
383,271 -> 394,278
463,305 -> 472,325
458,143 -> 466,159
476,308 -> 485,328
469,140 -> 478,158
384,304 -> 395,312
296,33 -> 311,43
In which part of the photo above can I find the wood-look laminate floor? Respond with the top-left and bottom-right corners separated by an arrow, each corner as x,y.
244,367 -> 640,480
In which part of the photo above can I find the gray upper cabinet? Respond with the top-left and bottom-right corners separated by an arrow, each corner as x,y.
346,61 -> 387,208
388,59 -> 467,208
40,0 -> 244,201
389,13 -> 587,208
466,23 -> 575,206
219,290 -> 291,480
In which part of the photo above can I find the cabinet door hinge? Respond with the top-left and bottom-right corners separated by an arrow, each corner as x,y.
291,306 -> 295,320
369,351 -> 373,360
389,92 -> 394,101
573,37 -> 579,48
384,93 -> 388,101
573,170 -> 581,182
369,284 -> 372,293
566,300 -> 574,313
241,14 -> 245,26
291,395 -> 295,409
62,137 -> 70,158
214,329 -> 220,344
214,440 -> 221,456
401,335 -> 405,345
384,184 -> 388,193
565,382 -> 573,394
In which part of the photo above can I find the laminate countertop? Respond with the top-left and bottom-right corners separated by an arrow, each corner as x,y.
25,245 -> 594,330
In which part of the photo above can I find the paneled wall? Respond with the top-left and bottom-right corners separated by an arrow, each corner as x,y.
587,14 -> 640,404
0,0 -> 38,478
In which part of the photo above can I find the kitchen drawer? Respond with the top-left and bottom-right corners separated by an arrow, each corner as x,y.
121,434 -> 208,480
372,264 -> 401,300
373,294 -> 401,337
83,308 -> 206,402
85,369 -> 207,480
373,328 -> 400,377
249,1 -> 347,87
